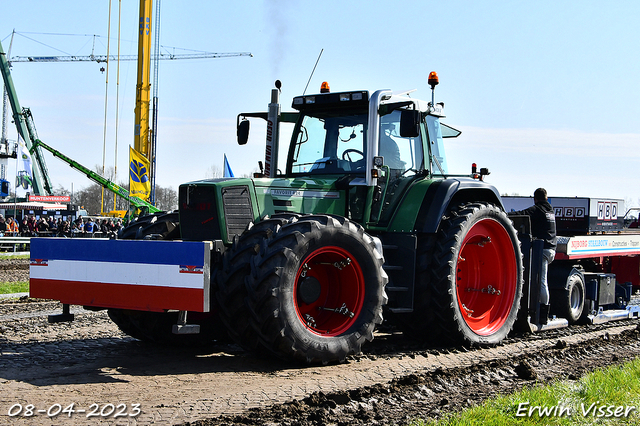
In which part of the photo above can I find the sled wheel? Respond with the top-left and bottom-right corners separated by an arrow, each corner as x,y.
431,202 -> 523,345
555,270 -> 585,324
246,215 -> 387,364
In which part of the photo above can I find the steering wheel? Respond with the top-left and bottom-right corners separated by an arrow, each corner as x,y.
401,167 -> 418,177
342,149 -> 364,162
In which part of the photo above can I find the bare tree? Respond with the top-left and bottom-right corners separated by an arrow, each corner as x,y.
74,182 -> 103,215
155,186 -> 178,211
61,165 -> 178,214
70,166 -> 117,214
206,164 -> 222,178
53,184 -> 72,201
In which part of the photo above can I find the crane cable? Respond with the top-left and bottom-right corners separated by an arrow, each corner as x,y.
100,0 -> 112,214
114,0 -> 122,211
150,0 -> 161,206
100,1 -> 124,214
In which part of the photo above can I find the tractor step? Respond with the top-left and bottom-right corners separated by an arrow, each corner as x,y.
381,234 -> 417,312
528,317 -> 568,332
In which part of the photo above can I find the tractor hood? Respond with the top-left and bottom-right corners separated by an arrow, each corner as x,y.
253,177 -> 346,218
178,177 -> 346,244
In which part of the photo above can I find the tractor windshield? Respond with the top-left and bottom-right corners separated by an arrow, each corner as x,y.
288,113 -> 367,175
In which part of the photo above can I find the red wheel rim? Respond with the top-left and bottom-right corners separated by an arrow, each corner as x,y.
456,218 -> 517,336
294,246 -> 365,336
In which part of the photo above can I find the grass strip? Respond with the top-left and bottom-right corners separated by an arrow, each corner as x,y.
0,281 -> 29,294
0,254 -> 30,259
415,357 -> 640,425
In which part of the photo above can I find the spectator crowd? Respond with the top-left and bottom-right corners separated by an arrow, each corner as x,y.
0,214 -> 123,238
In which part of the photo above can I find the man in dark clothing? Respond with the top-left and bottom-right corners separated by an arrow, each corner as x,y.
512,188 -> 557,324
19,218 -> 30,236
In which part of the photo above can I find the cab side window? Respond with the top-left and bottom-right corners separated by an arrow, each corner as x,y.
379,110 -> 424,176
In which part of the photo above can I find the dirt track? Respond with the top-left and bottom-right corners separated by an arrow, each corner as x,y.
2,258 -> 640,425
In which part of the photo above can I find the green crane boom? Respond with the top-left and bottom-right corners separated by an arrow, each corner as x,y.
0,39 -> 50,195
31,139 -> 161,216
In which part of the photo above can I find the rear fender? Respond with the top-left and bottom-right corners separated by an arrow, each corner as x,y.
414,179 -> 504,233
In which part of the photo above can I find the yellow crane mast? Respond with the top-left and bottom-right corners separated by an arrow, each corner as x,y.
132,0 -> 153,202
134,0 -> 152,159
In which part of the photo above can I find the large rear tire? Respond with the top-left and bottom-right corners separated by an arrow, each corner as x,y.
405,202 -> 523,346
243,215 -> 387,364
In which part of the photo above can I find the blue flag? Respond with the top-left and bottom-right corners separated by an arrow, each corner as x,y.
223,154 -> 235,178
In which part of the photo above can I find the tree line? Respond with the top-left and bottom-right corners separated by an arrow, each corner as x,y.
54,183 -> 178,215
13,162 -> 245,216
52,166 -> 178,215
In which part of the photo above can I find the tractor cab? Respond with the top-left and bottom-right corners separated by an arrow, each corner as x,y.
287,87 -> 429,178
237,78 -> 461,228
286,82 -> 460,226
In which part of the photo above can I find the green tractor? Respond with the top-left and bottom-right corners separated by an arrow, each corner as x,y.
118,74 -> 523,364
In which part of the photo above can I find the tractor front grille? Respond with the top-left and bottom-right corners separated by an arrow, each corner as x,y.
179,183 -> 254,242
221,185 -> 254,239
179,184 -> 221,241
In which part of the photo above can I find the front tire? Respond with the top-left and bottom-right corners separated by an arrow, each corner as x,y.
117,211 -> 179,240
109,309 -> 225,345
245,215 -> 387,364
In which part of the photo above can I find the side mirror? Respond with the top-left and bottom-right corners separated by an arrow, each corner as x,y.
237,119 -> 250,145
400,110 -> 420,138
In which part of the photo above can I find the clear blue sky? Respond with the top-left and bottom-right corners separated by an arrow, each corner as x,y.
3,1 -> 640,207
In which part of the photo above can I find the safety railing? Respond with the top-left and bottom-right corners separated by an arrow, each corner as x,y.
0,233 -> 112,253
0,237 -> 31,253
